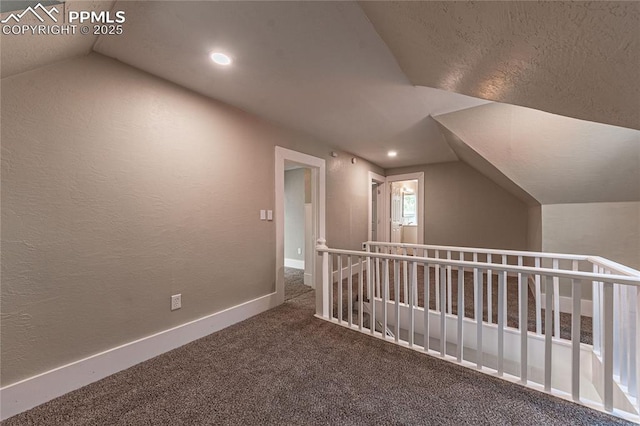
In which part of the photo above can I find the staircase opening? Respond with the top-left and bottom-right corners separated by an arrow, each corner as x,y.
316,240 -> 640,423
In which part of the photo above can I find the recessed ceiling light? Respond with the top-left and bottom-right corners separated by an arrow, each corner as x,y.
210,52 -> 232,66
387,151 -> 397,157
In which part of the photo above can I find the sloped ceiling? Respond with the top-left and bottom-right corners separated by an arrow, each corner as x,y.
0,1 -> 114,78
360,1 -> 640,131
434,103 -> 640,205
2,1 -> 638,207
91,1 -> 489,169
436,122 -> 539,207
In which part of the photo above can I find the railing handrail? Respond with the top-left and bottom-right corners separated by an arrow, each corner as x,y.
588,255 -> 640,277
317,245 -> 640,287
363,241 -> 589,262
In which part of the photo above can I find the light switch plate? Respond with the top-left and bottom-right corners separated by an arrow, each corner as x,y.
267,210 -> 273,221
260,210 -> 266,220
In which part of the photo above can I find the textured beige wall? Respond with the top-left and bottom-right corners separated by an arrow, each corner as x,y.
542,202 -> 640,270
284,169 -> 306,262
527,206 -> 543,252
326,155 -> 379,251
386,161 -> 529,250
1,53 -> 383,385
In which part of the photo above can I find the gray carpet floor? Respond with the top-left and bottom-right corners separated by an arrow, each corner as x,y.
285,267 -> 312,301
3,290 -> 631,425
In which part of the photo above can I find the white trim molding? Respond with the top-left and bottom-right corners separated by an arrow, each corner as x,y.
0,292 -> 279,421
540,295 -> 593,317
275,146 -> 326,313
367,171 -> 386,242
284,258 -> 305,269
332,260 -> 367,283
384,172 -> 425,245
526,275 -> 593,317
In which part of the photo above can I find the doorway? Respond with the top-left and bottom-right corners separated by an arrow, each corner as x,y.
368,172 -> 424,245
284,165 -> 313,300
275,147 -> 326,308
368,172 -> 386,242
390,179 -> 419,244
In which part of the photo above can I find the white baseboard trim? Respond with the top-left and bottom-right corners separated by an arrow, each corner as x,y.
284,258 -> 305,269
332,261 -> 367,283
540,295 -> 593,317
526,275 -> 593,317
304,272 -> 313,287
0,292 -> 279,421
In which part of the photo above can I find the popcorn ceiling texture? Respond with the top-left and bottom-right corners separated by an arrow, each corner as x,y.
361,1 -> 640,131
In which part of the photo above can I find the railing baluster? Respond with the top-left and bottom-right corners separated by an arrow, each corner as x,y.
473,252 -> 478,321
603,280 -> 614,412
535,257 -> 542,334
487,253 -> 493,324
571,274 -> 581,402
447,251 -> 453,314
409,261 -> 417,347
553,259 -> 560,338
383,259 -> 389,339
338,255 -> 343,323
329,253 -> 334,320
440,265 -> 446,357
619,284 -> 627,387
613,282 -> 621,382
520,273 -> 528,384
359,257 -> 364,331
632,286 -> 640,412
629,286 -> 638,401
424,260 -> 430,353
517,256 -> 523,329
370,252 -> 376,336
375,246 -> 381,298
365,248 -> 371,302
497,270 -> 505,376
457,266 -> 464,363
403,247 -> 408,304
321,244 -> 330,318
544,275 -> 553,392
502,255 -> 507,326
475,265 -> 483,369
348,256 -> 353,327
593,264 -> 601,354
435,250 -> 441,312
395,260 -> 400,343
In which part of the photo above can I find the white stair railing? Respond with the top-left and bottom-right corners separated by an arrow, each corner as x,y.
315,239 -> 640,422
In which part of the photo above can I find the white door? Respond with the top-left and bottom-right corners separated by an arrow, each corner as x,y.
390,182 -> 402,243
376,185 -> 384,242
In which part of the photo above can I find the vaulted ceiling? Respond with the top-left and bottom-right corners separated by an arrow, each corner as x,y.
91,1 -> 489,169
1,1 -> 638,205
360,1 -> 640,131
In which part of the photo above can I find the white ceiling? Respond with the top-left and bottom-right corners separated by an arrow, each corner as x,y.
435,103 -> 640,204
360,1 -> 640,131
92,1 -> 489,169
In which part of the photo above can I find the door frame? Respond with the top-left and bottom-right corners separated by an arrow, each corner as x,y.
377,172 -> 425,244
368,171 -> 387,242
275,147 -> 326,306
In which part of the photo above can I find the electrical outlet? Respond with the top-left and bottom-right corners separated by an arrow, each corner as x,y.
297,248 -> 302,255
171,294 -> 181,311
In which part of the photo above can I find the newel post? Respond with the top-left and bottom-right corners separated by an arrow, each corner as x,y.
317,238 -> 330,318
